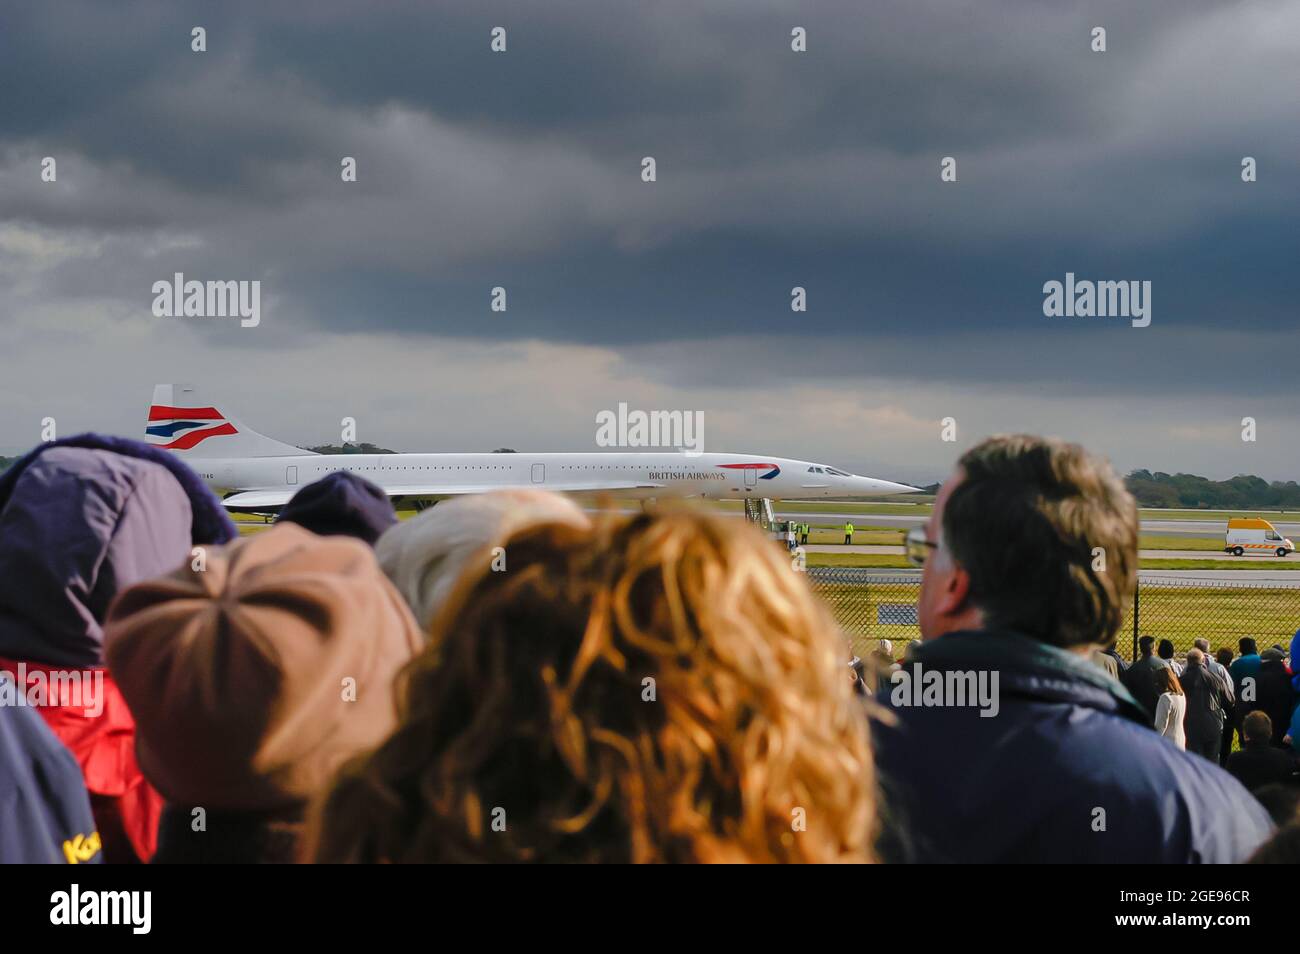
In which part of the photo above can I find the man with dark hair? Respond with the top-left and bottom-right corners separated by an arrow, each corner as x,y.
1157,638 -> 1182,675
1215,646 -> 1237,766
1231,638 -> 1262,696
1227,712 -> 1298,795
1257,648 -> 1296,747
1122,635 -> 1170,717
875,435 -> 1273,863
1230,639 -> 1264,752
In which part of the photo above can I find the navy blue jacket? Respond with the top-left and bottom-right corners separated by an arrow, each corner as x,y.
874,629 -> 1274,863
0,676 -> 102,864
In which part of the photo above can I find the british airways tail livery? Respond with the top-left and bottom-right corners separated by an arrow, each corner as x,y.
147,384 -> 919,512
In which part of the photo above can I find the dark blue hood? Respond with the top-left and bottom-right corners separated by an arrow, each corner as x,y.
278,471 -> 397,545
0,435 -> 236,667
0,434 -> 235,546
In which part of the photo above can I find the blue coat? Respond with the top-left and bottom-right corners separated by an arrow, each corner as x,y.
1291,630 -> 1300,693
874,629 -> 1274,863
0,676 -> 101,864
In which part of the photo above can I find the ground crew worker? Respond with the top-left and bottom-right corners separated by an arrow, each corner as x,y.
843,521 -> 855,546
800,523 -> 810,545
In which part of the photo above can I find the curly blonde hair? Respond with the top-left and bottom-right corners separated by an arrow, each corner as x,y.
305,509 -> 876,863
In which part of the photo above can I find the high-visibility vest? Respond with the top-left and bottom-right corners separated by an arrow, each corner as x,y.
844,523 -> 854,535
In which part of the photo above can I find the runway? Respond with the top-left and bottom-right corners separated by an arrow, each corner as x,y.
774,510 -> 1300,541
801,544 -> 1298,563
807,567 -> 1300,584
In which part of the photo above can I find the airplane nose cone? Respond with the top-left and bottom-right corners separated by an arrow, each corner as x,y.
862,478 -> 922,495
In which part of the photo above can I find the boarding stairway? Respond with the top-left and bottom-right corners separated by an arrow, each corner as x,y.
743,496 -> 777,532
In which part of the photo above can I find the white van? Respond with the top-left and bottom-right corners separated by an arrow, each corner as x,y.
1225,518 -> 1294,557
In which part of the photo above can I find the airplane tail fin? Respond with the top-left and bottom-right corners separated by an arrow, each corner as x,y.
146,384 -> 317,458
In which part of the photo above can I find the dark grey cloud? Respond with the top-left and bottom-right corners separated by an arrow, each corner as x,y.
1,0 -> 1298,475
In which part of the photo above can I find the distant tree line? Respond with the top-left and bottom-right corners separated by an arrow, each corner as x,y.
909,473 -> 1300,512
1125,470 -> 1300,511
304,442 -> 397,455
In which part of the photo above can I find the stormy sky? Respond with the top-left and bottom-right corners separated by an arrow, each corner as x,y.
1,0 -> 1297,483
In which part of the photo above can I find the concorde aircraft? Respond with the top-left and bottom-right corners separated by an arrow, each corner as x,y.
145,384 -> 918,512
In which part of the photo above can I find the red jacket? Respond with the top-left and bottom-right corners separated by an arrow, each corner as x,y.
0,658 -> 162,862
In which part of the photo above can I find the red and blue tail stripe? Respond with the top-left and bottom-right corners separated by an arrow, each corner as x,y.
146,405 -> 237,450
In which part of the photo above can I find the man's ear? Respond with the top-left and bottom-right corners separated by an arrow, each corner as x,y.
937,565 -> 972,617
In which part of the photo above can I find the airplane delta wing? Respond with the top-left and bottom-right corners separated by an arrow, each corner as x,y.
219,478 -> 660,512
219,490 -> 301,511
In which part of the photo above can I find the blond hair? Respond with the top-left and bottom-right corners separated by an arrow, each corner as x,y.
307,510 -> 875,863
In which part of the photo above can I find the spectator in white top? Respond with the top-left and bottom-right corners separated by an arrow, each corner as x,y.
1153,666 -> 1187,750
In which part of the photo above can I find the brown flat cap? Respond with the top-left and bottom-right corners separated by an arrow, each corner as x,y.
105,523 -> 422,812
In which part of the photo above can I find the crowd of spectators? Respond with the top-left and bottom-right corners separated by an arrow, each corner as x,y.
1,432 -> 1294,864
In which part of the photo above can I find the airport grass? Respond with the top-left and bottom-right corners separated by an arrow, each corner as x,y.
1138,558 -> 1300,571
805,552 -> 1300,571
741,502 -> 1300,522
800,531 -> 1231,550
234,514 -> 1277,560
1120,586 -> 1300,648
1136,508 -> 1300,522
801,529 -> 904,546
822,578 -> 1300,662
1140,534 -> 1222,550
807,553 -> 912,568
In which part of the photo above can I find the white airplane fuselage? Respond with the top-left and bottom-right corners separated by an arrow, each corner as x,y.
186,450 -> 915,507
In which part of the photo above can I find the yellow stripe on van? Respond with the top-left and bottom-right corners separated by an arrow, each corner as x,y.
1228,518 -> 1277,530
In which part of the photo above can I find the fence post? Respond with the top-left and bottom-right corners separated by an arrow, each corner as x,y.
1131,582 -> 1140,662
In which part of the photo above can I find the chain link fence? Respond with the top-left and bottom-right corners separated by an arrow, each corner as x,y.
806,568 -> 1300,663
